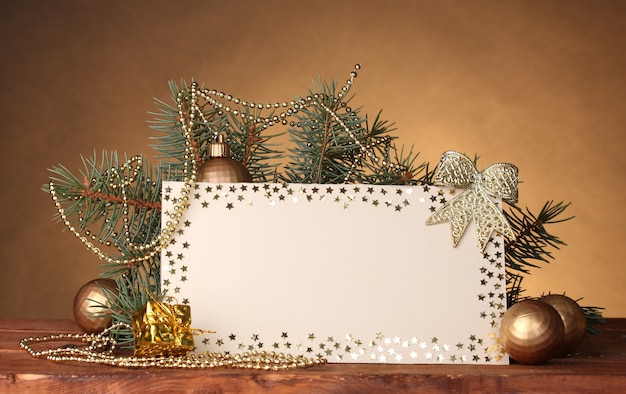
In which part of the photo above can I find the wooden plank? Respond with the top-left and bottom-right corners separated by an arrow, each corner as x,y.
1,319 -> 625,393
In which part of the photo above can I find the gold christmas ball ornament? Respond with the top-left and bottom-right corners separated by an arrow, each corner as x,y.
539,294 -> 587,356
73,278 -> 118,333
499,299 -> 564,364
197,134 -> 252,183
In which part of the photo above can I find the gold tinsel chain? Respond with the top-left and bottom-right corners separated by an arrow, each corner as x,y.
182,63 -> 403,181
191,64 -> 362,131
19,323 -> 327,370
47,64 -> 400,265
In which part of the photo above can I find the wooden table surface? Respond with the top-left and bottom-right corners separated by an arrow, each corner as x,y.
1,318 -> 625,393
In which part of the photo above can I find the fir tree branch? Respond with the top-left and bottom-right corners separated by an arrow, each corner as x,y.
360,112 -> 426,185
314,108 -> 335,183
107,264 -> 160,347
282,78 -> 362,183
582,305 -> 606,336
81,183 -> 161,211
45,152 -> 162,263
150,81 -> 282,182
226,107 -> 283,182
504,201 -> 573,275
504,201 -> 574,308
241,122 -> 258,168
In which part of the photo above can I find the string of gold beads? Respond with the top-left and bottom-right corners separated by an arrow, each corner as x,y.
192,64 -> 362,130
175,64 -> 361,136
176,64 -> 401,180
50,64 -> 404,266
20,323 -> 326,370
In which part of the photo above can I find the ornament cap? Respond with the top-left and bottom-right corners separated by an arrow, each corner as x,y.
209,133 -> 230,158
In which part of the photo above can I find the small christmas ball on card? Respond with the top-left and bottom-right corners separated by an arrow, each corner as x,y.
539,294 -> 587,356
197,134 -> 252,183
499,299 -> 564,364
73,278 -> 118,333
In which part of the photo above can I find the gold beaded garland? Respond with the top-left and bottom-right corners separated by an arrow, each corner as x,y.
48,64 -> 406,266
180,64 -> 405,183
20,323 -> 326,370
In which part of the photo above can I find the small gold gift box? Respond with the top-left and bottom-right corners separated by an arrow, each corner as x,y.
131,300 -> 196,357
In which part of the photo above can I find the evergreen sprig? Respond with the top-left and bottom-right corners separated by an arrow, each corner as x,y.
505,201 -> 573,273
149,81 -> 283,182
106,264 -> 159,346
504,201 -> 573,305
282,78 -> 425,184
360,113 -> 427,185
224,107 -> 284,182
45,152 -> 162,254
150,80 -> 226,177
282,79 -> 363,183
582,305 -> 607,336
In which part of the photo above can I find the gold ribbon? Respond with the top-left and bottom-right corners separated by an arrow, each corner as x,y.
425,150 -> 518,251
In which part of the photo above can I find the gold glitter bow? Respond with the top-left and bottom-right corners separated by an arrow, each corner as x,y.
425,150 -> 518,251
132,294 -> 214,357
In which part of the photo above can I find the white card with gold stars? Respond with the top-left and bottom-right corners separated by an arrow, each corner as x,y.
161,182 -> 508,364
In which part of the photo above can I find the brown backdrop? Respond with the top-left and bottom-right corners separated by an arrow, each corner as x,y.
1,0 -> 624,318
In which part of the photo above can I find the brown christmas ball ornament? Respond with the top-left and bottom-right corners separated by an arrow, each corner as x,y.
73,278 -> 118,333
499,299 -> 564,364
197,134 -> 252,183
540,294 -> 587,356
